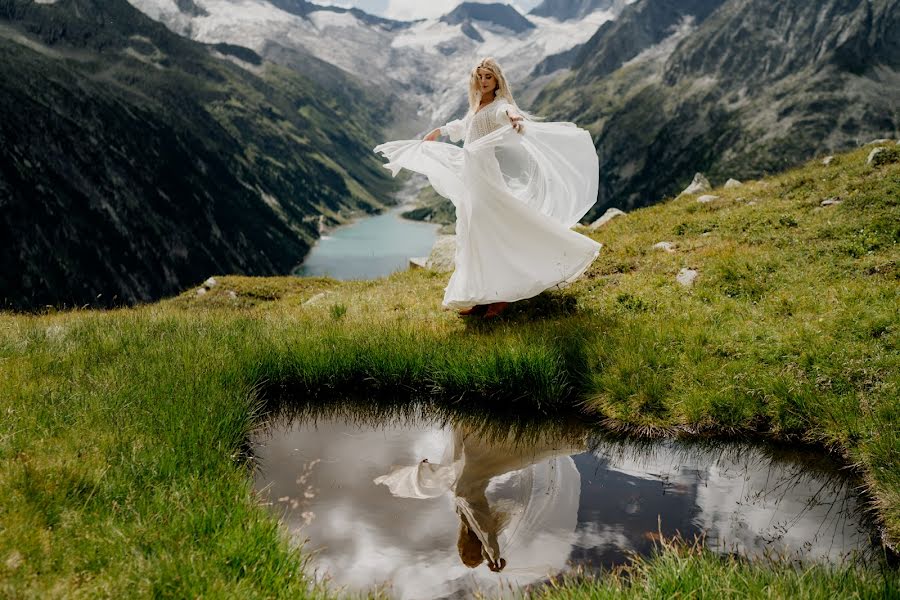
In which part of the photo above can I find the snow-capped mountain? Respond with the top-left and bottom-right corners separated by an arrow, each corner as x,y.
127,0 -> 623,134
530,0 -> 627,21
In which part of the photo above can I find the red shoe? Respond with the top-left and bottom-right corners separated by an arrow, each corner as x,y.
458,304 -> 487,317
483,302 -> 509,319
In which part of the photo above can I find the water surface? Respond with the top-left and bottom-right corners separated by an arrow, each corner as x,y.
294,205 -> 440,280
252,410 -> 877,599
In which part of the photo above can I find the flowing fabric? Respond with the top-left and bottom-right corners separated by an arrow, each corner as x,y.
374,424 -> 585,580
374,100 -> 602,309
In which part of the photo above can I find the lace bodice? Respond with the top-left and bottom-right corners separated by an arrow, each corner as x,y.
440,100 -> 512,145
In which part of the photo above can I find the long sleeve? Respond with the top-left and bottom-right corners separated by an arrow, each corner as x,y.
440,117 -> 467,143
493,101 -> 514,126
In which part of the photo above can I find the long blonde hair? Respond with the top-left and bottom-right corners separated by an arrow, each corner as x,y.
467,57 -> 521,114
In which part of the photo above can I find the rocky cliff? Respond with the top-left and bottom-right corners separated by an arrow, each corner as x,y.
534,0 -> 900,218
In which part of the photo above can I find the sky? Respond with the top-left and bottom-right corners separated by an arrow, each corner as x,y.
322,0 -> 544,21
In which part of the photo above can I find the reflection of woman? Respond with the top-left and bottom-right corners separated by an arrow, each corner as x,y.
374,425 -> 586,573
375,58 -> 601,318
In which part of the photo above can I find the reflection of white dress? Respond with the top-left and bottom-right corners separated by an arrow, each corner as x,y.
374,100 -> 602,309
374,426 -> 585,578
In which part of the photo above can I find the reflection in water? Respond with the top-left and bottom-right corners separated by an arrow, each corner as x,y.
252,411 -> 876,599
374,423 -> 587,577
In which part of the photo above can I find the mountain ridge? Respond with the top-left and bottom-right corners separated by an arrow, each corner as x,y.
0,0 -> 394,309
440,2 -> 536,33
534,0 -> 900,218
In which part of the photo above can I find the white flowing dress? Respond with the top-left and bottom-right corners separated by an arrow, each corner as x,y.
374,100 -> 602,309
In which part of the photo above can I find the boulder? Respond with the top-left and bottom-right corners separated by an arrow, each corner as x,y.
821,197 -> 843,207
822,155 -> 835,166
724,178 -> 743,189
425,235 -> 457,272
196,287 -> 207,297
652,241 -> 676,253
680,173 -> 711,196
676,268 -> 699,287
589,208 -> 627,230
697,195 -> 720,204
868,146 -> 900,167
303,291 -> 333,306
203,276 -> 218,288
408,257 -> 428,270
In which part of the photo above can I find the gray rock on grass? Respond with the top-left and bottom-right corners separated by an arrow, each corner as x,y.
697,195 -> 720,204
304,291 -> 333,306
652,241 -> 676,253
589,208 -> 627,229
868,146 -> 900,167
822,155 -> 835,165
676,268 -> 699,287
425,235 -> 457,272
724,178 -> 743,189
821,197 -> 843,207
680,173 -> 711,196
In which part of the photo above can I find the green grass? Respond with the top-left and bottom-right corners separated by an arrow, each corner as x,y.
530,537 -> 900,599
1,143 -> 898,597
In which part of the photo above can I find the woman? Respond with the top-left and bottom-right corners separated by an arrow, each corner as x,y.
373,421 -> 586,577
375,58 -> 601,318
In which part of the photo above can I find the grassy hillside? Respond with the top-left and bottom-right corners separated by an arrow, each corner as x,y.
1,143 -> 897,596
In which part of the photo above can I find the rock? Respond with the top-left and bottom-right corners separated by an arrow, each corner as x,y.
697,195 -> 720,204
822,155 -> 835,165
747,201 -> 758,206
868,146 -> 900,167
868,148 -> 885,165
652,241 -> 676,253
408,257 -> 428,270
821,197 -> 842,207
304,291 -> 333,306
676,268 -> 699,287
425,235 -> 457,272
204,276 -> 218,288
680,173 -> 711,196
196,287 -> 207,296
724,178 -> 743,189
227,290 -> 237,300
5,550 -> 23,571
589,208 -> 627,229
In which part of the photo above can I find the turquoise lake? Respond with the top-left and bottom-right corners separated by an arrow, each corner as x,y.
294,206 -> 441,280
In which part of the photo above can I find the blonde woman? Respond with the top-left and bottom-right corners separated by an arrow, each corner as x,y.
375,58 -> 601,318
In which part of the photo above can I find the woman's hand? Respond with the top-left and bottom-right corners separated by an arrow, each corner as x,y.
506,110 -> 524,134
423,128 -> 441,142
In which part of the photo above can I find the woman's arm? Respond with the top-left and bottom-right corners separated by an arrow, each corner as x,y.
496,102 -> 524,133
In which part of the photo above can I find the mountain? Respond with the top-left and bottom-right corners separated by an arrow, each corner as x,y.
439,2 -> 535,33
530,0 -> 619,21
0,0 -> 394,310
127,0 -> 618,133
534,0 -> 900,218
267,0 -> 412,31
